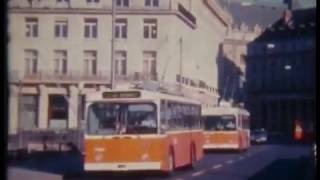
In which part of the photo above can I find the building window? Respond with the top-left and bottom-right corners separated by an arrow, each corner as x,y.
25,17 -> 38,37
142,51 -> 157,80
54,19 -> 68,38
57,0 -> 70,2
20,95 -> 38,130
143,19 -> 157,39
115,19 -> 127,39
86,0 -> 99,3
176,74 -> 181,82
84,18 -> 97,38
251,63 -> 256,73
115,51 -> 127,76
116,0 -> 129,7
24,49 -> 38,74
78,95 -> 86,121
240,54 -> 245,65
54,50 -> 67,74
190,79 -> 196,87
48,95 -> 68,129
84,50 -> 97,75
145,0 -> 159,7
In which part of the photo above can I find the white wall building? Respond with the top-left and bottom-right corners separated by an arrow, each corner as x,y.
8,0 -> 231,137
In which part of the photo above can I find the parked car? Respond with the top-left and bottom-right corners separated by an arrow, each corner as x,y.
250,128 -> 268,143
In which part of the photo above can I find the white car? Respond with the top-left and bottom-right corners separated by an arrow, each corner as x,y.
250,129 -> 268,143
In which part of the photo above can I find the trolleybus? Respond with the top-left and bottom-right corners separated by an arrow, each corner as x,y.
84,89 -> 203,172
201,105 -> 250,151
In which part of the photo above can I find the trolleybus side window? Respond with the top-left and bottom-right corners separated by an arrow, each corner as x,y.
165,101 -> 201,131
242,115 -> 250,130
194,105 -> 201,129
237,114 -> 243,129
160,100 -> 168,132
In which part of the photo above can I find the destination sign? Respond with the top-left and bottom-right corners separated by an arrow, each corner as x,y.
102,91 -> 141,98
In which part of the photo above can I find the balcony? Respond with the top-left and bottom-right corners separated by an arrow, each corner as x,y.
9,70 -> 158,85
9,0 -> 171,10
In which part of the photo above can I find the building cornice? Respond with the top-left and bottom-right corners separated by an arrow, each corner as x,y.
223,38 -> 250,45
203,0 -> 232,28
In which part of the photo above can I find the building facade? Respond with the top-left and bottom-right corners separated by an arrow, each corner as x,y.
217,24 -> 261,104
8,0 -> 231,146
215,0 -> 285,105
245,8 -> 315,135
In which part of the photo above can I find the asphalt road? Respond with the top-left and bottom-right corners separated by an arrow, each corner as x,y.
8,143 -> 314,180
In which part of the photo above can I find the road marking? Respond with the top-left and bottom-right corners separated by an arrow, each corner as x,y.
226,160 -> 234,164
212,164 -> 223,169
192,170 -> 206,177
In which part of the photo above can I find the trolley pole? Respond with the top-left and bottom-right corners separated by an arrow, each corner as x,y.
223,75 -> 230,101
110,0 -> 116,90
179,37 -> 183,92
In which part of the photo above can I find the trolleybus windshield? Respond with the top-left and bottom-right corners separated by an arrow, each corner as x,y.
87,102 -> 157,135
203,115 -> 236,131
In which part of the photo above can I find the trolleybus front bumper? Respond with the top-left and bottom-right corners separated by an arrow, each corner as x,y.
203,144 -> 239,149
84,162 -> 162,171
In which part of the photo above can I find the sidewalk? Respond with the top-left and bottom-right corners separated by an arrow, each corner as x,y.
7,167 -> 62,180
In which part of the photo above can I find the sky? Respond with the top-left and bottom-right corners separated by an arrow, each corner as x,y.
219,0 -> 316,9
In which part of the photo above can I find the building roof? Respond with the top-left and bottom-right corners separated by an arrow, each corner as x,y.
254,8 -> 316,42
223,38 -> 249,45
216,0 -> 286,30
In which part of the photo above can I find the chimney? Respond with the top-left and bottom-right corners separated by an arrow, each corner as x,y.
283,0 -> 293,10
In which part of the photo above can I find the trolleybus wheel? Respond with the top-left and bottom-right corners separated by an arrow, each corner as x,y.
190,144 -> 197,168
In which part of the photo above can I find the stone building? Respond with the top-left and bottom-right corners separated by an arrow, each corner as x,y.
245,8 -> 315,135
7,0 -> 231,148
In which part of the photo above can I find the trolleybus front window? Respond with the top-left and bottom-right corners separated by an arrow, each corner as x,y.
87,102 -> 157,135
203,115 -> 236,131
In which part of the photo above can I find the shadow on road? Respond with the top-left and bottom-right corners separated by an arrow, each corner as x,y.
63,165 -> 194,180
64,171 -> 169,180
8,151 -> 83,176
264,135 -> 314,146
204,149 -> 245,154
248,156 -> 315,180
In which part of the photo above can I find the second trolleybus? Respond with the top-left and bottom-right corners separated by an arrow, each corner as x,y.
201,105 -> 250,151
84,89 -> 203,172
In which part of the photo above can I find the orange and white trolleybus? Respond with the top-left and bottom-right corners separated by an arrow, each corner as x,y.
84,89 -> 203,172
201,104 -> 250,151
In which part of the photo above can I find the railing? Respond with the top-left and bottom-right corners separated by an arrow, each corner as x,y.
9,69 -> 220,95
8,129 -> 84,152
9,70 -> 109,83
9,70 -> 158,84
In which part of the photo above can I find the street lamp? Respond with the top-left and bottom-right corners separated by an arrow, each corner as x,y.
267,43 -> 275,49
284,65 -> 292,70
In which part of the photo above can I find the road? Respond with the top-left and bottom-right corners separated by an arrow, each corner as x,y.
8,143 -> 314,180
